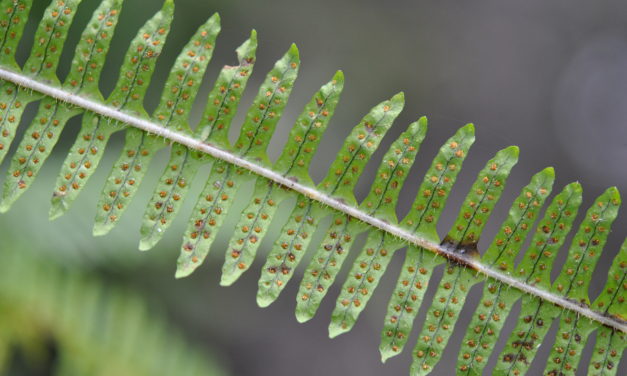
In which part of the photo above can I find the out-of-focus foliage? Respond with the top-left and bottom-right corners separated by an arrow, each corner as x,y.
0,245 -> 227,376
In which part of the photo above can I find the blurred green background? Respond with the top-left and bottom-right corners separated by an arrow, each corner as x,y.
1,0 -> 625,375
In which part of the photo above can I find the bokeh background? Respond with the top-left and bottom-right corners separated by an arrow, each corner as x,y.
1,0 -> 626,375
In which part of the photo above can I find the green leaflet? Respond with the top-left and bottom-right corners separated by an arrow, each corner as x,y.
482,167 -> 555,269
92,127 -> 160,234
410,146 -> 519,375
456,167 -> 555,376
255,93 -> 404,307
0,83 -> 30,163
380,247 -> 439,361
359,118 -> 427,221
50,0 -> 174,220
139,143 -> 201,244
0,100 -> 76,213
176,161 -> 248,276
444,145 -> 520,252
152,12 -> 220,134
232,43 -> 299,164
458,280 -> 520,376
0,0 -> 30,195
516,182 -> 583,288
380,123 -> 476,361
141,32 -> 257,252
400,123 -> 476,241
221,177 -> 287,285
326,119 -> 427,336
318,92 -> 405,203
294,208 -> 362,319
0,0 -> 81,165
93,12 -> 219,236
272,70 -> 344,183
22,0 -> 82,82
0,0 -> 124,213
494,295 -> 561,376
588,238 -> 625,375
61,0 -> 123,100
105,0 -> 174,115
328,233 -> 402,337
545,310 -> 594,376
411,265 -> 478,376
195,30 -> 257,148
49,112 -> 115,219
0,0 -> 33,70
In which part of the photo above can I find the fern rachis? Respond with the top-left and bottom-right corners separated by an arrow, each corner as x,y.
0,0 -> 624,375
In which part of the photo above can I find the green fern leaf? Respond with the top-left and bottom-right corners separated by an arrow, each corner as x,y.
231,43 -> 299,164
177,160 -> 248,268
589,323 -> 626,376
0,0 -> 33,70
0,1 -> 624,375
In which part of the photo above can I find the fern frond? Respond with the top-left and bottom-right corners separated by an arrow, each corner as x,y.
0,1 -> 624,375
